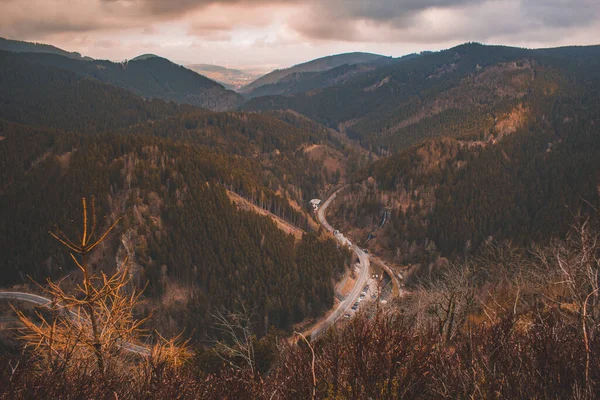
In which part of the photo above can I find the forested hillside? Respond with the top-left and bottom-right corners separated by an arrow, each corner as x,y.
0,51 -> 352,338
246,62 -> 382,99
242,43 -> 600,152
326,45 -> 600,271
3,36 -> 600,399
241,52 -> 389,95
3,50 -> 242,111
0,51 -> 190,133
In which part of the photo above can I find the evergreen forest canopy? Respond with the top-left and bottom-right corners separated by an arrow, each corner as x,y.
321,43 -> 600,271
0,49 -> 242,112
242,43 -> 600,151
0,49 -> 352,338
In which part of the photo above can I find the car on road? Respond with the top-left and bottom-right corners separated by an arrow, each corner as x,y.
344,313 -> 351,319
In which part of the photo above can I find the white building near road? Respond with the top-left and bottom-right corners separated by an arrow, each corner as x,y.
310,199 -> 321,211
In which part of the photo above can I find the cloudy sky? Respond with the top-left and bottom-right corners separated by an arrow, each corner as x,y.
1,0 -> 599,70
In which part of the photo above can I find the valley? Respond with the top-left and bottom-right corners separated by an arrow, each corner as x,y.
0,33 -> 600,399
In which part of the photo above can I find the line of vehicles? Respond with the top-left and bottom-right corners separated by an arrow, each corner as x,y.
344,283 -> 374,318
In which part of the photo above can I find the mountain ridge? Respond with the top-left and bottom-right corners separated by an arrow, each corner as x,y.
0,36 -> 92,60
5,50 -> 244,111
241,42 -> 600,151
240,52 -> 389,94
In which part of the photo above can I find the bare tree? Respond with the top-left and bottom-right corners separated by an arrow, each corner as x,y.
410,261 -> 477,342
211,303 -> 257,375
15,197 -> 149,375
544,218 -> 600,389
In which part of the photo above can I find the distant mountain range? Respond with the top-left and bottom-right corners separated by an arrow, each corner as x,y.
0,39 -> 243,111
242,43 -> 600,150
244,53 -> 417,99
240,52 -> 391,95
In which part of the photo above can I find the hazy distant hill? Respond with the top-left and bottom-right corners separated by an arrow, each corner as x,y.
186,63 -> 260,90
130,53 -> 161,61
246,54 -> 414,98
240,52 -> 388,94
0,37 -> 91,60
10,51 -> 244,111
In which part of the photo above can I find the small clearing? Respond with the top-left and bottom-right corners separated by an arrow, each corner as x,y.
493,104 -> 528,139
364,76 -> 390,92
227,190 -> 305,241
304,144 -> 347,180
56,151 -> 72,174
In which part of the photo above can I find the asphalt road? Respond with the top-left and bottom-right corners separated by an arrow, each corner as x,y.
311,187 -> 370,340
0,291 -> 151,356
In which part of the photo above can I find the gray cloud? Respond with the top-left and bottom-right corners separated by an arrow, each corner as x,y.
99,0 -> 297,17
522,0 -> 600,28
0,0 -> 599,65
2,0 -> 599,41
287,0 -> 600,43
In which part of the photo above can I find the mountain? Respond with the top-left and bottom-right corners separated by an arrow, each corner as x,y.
319,43 -> 600,271
242,43 -> 600,152
186,64 -> 261,90
243,55 -> 410,98
240,52 -> 389,94
130,53 -> 161,61
0,50 -> 353,338
0,36 -> 91,60
0,51 -> 192,133
3,50 -> 243,111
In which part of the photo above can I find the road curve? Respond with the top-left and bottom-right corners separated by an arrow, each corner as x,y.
370,255 -> 403,297
0,292 -> 52,306
311,187 -> 370,340
0,291 -> 151,356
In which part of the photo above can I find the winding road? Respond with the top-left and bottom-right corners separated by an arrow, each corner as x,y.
311,186 -> 371,340
1,187 -> 384,346
0,291 -> 151,356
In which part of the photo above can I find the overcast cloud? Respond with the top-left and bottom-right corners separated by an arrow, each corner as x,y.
1,0 -> 599,69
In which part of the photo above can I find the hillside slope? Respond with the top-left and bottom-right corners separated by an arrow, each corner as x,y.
0,51 -> 191,133
0,36 -> 90,60
325,46 -> 600,270
8,51 -> 243,111
242,43 -> 600,152
240,52 -> 388,94
0,53 -> 351,338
